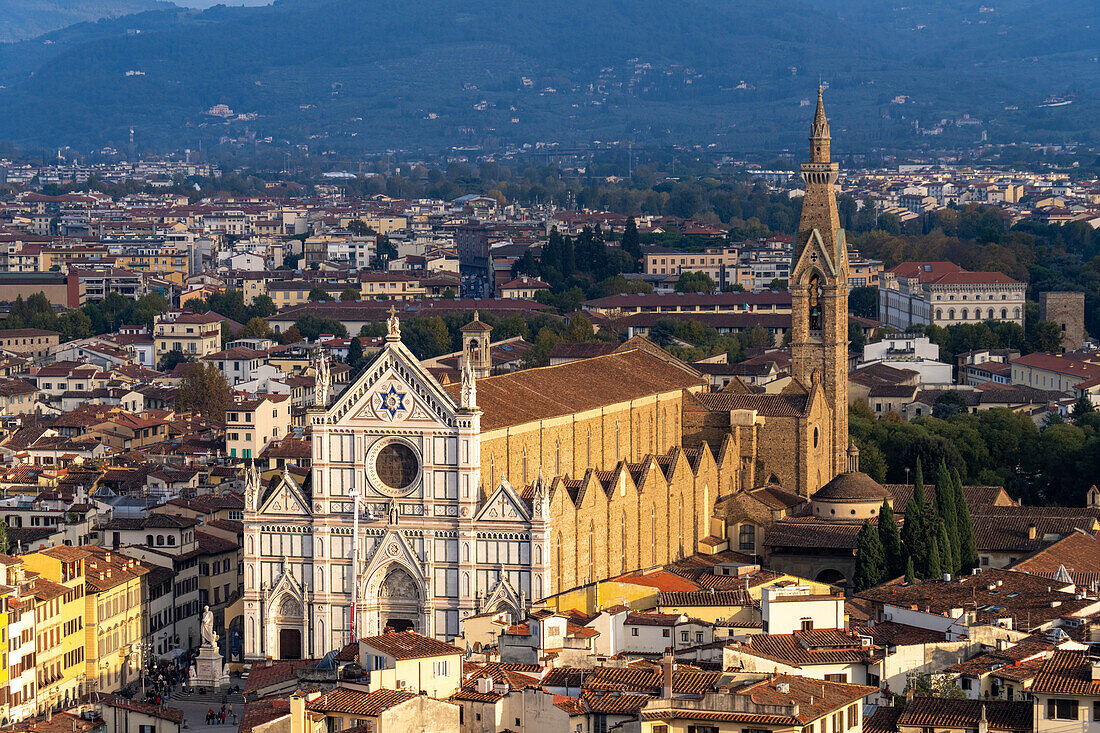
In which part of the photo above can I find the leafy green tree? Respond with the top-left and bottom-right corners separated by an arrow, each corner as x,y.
675,271 -> 716,294
511,250 -> 540,279
1072,397 -> 1095,422
904,673 -> 966,700
849,286 -> 878,319
293,315 -> 348,340
904,556 -> 915,583
402,317 -> 452,359
1026,320 -> 1063,354
239,317 -> 273,340
250,295 -> 277,318
0,519 -> 9,554
737,326 -> 776,350
308,287 -> 333,302
57,309 -> 92,341
158,350 -> 192,372
848,321 -> 867,353
176,362 -> 232,423
878,500 -> 904,578
859,442 -> 888,482
372,235 -> 398,270
932,391 -> 969,420
346,336 -> 364,370
853,520 -> 887,591
340,288 -> 361,302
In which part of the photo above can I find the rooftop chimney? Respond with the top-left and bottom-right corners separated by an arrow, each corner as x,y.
1028,523 -> 1037,541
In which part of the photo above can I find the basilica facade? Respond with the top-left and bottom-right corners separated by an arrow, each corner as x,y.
242,93 -> 851,660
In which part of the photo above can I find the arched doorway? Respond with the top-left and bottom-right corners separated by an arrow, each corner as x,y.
273,595 -> 304,659
279,629 -> 302,659
815,568 -> 846,585
365,565 -> 423,635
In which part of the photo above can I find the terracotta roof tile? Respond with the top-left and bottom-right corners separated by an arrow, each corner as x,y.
442,348 -> 704,431
306,688 -> 415,716
361,631 -> 462,660
897,697 -> 1031,732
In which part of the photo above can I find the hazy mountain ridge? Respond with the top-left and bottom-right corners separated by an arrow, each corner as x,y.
0,0 -> 1095,152
0,0 -> 175,42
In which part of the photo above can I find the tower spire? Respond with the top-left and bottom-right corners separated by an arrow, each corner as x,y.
810,84 -> 831,162
790,86 -> 850,489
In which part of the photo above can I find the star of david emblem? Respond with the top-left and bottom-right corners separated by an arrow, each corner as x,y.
378,385 -> 407,420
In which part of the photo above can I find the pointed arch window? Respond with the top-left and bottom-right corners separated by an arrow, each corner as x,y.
651,506 -> 657,565
586,522 -> 594,584
621,511 -> 627,573
808,274 -> 823,331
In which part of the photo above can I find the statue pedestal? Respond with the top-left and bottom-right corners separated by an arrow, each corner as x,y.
190,644 -> 229,689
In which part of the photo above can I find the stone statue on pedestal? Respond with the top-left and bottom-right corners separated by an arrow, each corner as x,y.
201,605 -> 218,647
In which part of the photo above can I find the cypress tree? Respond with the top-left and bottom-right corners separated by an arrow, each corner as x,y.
854,519 -> 887,592
901,460 -> 928,577
935,518 -> 953,579
878,500 -> 903,578
934,461 -> 960,574
926,524 -> 942,580
905,556 -> 915,584
347,334 -> 364,370
622,217 -> 642,263
953,468 -> 979,572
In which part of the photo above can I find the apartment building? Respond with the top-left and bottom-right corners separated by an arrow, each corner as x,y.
110,517 -> 202,651
267,281 -> 347,308
1010,353 -> 1100,394
643,246 -> 739,285
358,272 -> 429,300
79,546 -> 148,694
879,261 -> 1025,330
112,242 -> 192,286
153,312 -> 223,361
0,329 -> 61,361
226,393 -> 292,460
20,548 -> 86,714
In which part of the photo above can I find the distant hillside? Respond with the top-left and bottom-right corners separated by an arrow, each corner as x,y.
0,0 -> 174,41
0,0 -> 1095,153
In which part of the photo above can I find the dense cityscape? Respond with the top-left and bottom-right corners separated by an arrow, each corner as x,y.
0,0 -> 1098,730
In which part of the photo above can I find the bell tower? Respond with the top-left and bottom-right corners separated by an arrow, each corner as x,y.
460,311 -> 493,379
790,86 -> 849,479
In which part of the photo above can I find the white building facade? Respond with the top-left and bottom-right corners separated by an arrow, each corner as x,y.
242,317 -> 550,661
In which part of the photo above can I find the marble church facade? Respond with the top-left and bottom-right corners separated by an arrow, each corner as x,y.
243,93 -> 853,660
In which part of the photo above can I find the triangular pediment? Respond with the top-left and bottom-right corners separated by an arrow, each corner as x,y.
476,478 -> 531,523
362,527 -> 426,590
258,471 -> 311,516
324,342 -> 460,427
793,228 -> 837,281
482,575 -> 522,619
